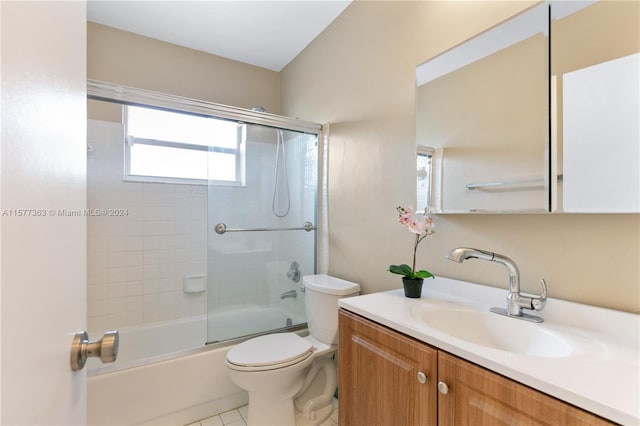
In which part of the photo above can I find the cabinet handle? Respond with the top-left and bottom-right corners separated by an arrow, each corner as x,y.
437,381 -> 449,395
417,371 -> 428,384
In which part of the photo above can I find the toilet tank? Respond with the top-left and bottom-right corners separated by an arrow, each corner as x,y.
303,274 -> 360,345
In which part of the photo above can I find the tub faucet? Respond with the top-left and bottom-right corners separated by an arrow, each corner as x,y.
446,247 -> 547,323
280,290 -> 297,300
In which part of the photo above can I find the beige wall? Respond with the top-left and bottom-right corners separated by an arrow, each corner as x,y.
88,22 -> 281,116
86,3 -> 639,313
281,1 -> 640,313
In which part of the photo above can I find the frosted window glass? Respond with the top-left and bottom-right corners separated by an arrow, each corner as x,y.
125,105 -> 244,184
127,106 -> 238,148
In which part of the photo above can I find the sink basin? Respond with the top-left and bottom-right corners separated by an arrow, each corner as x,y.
411,303 -> 573,358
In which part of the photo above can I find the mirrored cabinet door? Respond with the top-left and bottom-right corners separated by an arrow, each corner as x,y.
415,1 -> 639,214
415,3 -> 550,213
552,1 -> 639,213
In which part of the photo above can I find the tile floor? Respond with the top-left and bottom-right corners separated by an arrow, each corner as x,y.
186,399 -> 339,426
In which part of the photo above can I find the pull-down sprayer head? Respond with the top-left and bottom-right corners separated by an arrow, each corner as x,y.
445,246 -> 547,321
446,246 -> 520,300
446,247 -> 495,263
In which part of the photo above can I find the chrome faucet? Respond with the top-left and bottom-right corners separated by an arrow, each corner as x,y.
280,289 -> 298,300
446,247 -> 547,323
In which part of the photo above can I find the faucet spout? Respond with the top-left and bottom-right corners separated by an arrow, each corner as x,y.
280,290 -> 297,300
445,247 -> 547,322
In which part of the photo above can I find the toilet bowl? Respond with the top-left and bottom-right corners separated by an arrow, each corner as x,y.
225,274 -> 360,426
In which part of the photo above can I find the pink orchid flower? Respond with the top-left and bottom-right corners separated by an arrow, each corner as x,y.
389,206 -> 435,280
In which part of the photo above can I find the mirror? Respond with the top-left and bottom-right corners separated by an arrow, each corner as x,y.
416,1 -> 639,214
416,3 -> 550,213
552,1 -> 639,213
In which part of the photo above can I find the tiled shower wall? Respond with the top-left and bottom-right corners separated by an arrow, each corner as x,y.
87,119 -> 317,335
87,119 -> 208,333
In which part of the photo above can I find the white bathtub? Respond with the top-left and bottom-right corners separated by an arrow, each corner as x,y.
88,305 -> 305,426
208,304 -> 303,343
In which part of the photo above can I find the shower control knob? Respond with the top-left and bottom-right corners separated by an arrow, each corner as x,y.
70,330 -> 119,371
416,371 -> 428,384
287,261 -> 301,283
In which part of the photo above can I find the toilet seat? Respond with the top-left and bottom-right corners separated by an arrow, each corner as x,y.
226,333 -> 314,371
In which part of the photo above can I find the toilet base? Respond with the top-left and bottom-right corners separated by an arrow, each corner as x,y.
241,354 -> 336,426
293,355 -> 336,426
295,402 -> 334,426
247,392 -> 296,426
246,394 -> 334,426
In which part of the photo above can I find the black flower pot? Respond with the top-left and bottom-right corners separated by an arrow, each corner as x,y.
402,277 -> 424,298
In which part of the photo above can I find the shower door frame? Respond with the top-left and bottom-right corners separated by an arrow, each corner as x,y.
87,79 -> 328,272
87,79 -> 322,134
86,78 -> 330,332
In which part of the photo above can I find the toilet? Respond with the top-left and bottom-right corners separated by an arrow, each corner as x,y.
225,274 -> 360,426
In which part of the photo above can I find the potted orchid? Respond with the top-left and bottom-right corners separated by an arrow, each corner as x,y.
388,206 -> 435,298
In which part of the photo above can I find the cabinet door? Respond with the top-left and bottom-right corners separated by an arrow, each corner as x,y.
437,351 -> 614,426
338,310 -> 437,426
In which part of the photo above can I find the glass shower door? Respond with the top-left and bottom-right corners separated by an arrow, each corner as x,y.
206,122 -> 318,344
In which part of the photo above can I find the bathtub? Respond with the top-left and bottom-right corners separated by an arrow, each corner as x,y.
88,305 -> 305,426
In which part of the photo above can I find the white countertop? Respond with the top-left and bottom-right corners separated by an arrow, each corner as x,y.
338,276 -> 640,425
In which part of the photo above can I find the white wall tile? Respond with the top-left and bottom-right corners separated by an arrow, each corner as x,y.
143,264 -> 160,280
109,251 -> 126,268
143,250 -> 159,265
88,285 -> 109,301
109,297 -> 126,315
126,251 -> 144,266
126,281 -> 144,296
88,122 -> 209,330
109,282 -> 126,299
159,278 -> 175,292
143,236 -> 160,251
108,267 -> 126,283
126,266 -> 144,282
126,236 -> 144,251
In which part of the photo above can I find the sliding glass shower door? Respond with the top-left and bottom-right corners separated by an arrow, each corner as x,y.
206,122 -> 318,343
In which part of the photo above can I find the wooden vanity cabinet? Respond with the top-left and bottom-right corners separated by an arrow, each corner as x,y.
338,309 -> 438,426
437,351 -> 614,426
338,309 -> 614,426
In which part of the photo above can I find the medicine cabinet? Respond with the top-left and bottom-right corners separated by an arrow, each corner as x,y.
416,1 -> 639,214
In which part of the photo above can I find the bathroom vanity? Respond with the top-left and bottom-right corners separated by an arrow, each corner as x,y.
337,277 -> 639,425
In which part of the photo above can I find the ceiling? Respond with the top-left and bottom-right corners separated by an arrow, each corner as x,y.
87,1 -> 352,72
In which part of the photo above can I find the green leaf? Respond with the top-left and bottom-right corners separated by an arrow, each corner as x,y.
414,269 -> 435,279
389,264 -> 413,276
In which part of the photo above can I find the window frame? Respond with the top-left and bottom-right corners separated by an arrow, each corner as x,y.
123,105 -> 246,186
416,145 -> 434,213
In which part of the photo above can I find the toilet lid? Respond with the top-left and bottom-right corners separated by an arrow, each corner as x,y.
226,333 -> 313,368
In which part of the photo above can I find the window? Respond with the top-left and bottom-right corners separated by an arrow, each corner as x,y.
124,105 -> 245,185
416,146 -> 433,213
